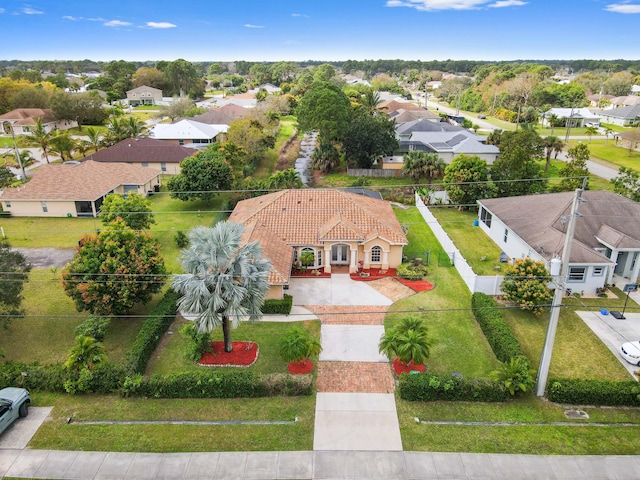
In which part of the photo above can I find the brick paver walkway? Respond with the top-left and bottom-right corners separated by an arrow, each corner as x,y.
307,305 -> 387,325
317,362 -> 394,393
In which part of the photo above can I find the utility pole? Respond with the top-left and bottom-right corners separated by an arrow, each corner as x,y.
535,187 -> 584,396
2,121 -> 26,182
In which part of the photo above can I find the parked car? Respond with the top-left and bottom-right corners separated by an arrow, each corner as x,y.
478,114 -> 486,119
0,387 -> 30,435
620,341 -> 640,366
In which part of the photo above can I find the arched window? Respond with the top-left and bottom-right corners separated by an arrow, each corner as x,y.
300,247 -> 315,268
371,245 -> 382,263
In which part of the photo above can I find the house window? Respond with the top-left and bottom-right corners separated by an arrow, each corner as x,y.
178,140 -> 184,145
317,249 -> 323,266
568,267 -> 586,282
371,246 -> 382,263
141,162 -> 149,167
5,201 -> 10,208
41,201 -> 48,213
161,162 -> 167,172
593,267 -> 605,276
480,207 -> 492,228
503,229 -> 509,243
300,247 -> 315,268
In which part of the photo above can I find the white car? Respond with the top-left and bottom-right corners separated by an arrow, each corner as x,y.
620,341 -> 640,366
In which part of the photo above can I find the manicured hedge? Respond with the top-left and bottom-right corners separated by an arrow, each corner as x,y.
126,289 -> 179,374
0,362 -> 67,393
261,294 -> 293,315
548,378 -> 640,407
471,292 -> 523,362
399,372 -> 510,402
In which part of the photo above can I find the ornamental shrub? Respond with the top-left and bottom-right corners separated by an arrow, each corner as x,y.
396,262 -> 428,280
548,378 -> 640,407
399,372 -> 510,402
261,295 -> 293,314
74,316 -> 111,342
501,258 -> 552,315
259,373 -> 313,396
471,293 -> 523,362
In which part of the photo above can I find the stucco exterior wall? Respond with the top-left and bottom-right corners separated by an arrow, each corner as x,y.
2,199 -> 80,217
265,284 -> 284,300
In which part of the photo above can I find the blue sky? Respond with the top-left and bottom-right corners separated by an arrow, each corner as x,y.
1,0 -> 639,61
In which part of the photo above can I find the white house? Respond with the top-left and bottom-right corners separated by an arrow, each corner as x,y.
477,191 -> 640,294
541,108 -> 600,128
150,119 -> 229,147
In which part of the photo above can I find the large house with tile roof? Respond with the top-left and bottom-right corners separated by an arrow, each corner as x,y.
229,189 -> 408,299
0,108 -> 77,134
0,160 -> 160,218
477,191 -> 640,294
83,137 -> 195,174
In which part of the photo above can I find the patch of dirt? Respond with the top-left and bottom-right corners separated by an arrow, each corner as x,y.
275,130 -> 301,171
367,277 -> 416,302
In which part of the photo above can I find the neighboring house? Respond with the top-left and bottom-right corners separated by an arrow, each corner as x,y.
477,191 -> 640,294
616,128 -> 640,152
632,85 -> 640,95
216,103 -> 251,119
593,105 -> 640,127
228,189 -> 408,299
212,96 -> 257,109
150,119 -> 229,147
378,99 -> 423,114
541,108 -> 600,128
384,118 -> 500,168
610,96 -> 640,108
126,86 -> 163,106
389,108 -> 441,123
191,110 -> 235,126
587,93 -> 614,108
252,83 -> 281,94
0,160 -> 160,218
0,108 -> 77,134
83,137 -> 195,174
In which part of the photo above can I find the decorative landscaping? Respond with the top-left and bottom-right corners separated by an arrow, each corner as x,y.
287,360 -> 315,374
350,268 -> 397,281
395,278 -> 434,292
392,358 -> 425,375
199,341 -> 259,368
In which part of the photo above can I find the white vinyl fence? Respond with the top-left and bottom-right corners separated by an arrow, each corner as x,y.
415,194 -> 504,295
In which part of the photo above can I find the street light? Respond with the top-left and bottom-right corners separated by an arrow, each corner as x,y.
2,121 -> 27,182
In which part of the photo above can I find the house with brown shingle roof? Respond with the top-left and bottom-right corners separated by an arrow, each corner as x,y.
0,108 -> 77,135
229,189 -> 408,299
83,137 -> 195,174
477,191 -> 640,294
0,160 -> 160,218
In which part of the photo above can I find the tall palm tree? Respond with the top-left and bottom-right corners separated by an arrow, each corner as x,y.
27,118 -> 52,163
125,116 -> 146,138
64,335 -> 107,371
49,133 -> 76,161
542,136 -> 564,174
268,169 -> 302,190
86,127 -> 103,153
585,125 -> 598,143
360,90 -> 382,115
546,113 -> 560,135
402,151 -> 446,182
604,127 -> 613,145
379,316 -> 431,367
171,222 -> 272,353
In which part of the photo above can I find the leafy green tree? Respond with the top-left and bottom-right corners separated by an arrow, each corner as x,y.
50,91 -> 107,129
0,166 -> 16,188
226,118 -> 275,165
166,148 -> 234,202
279,327 -> 322,364
62,219 -> 166,316
402,151 -> 446,182
171,222 -> 271,353
611,167 -> 640,201
490,356 -> 536,396
26,118 -> 52,163
64,335 -> 107,372
159,98 -> 196,122
557,143 -> 590,191
342,113 -> 398,169
541,135 -> 564,174
163,59 -> 203,97
100,193 -> 156,231
491,129 -> 547,197
0,240 -> 31,322
501,258 -> 552,315
379,316 -> 431,367
443,155 -> 494,207
295,82 -> 352,143
132,67 -> 166,90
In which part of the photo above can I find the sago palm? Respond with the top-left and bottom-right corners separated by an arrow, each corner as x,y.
379,316 -> 431,366
64,335 -> 106,371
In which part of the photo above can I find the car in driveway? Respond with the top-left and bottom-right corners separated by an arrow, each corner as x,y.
620,341 -> 640,366
0,387 -> 30,434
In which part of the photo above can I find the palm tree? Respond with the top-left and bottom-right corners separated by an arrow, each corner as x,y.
379,316 -> 431,367
86,127 -> 103,153
546,113 -> 560,135
542,136 -> 564,174
268,169 -> 302,190
489,356 -> 535,396
311,142 -> 340,173
279,327 -> 322,365
360,90 -> 381,115
171,222 -> 272,353
604,127 -> 613,145
27,118 -> 52,163
585,125 -> 598,143
49,133 -> 76,161
124,116 -> 146,138
64,335 -> 107,371
402,151 -> 446,182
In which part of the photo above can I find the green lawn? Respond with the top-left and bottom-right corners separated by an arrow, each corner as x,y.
0,217 -> 98,248
390,207 -> 500,377
254,116 -> 298,178
567,139 -> 640,171
318,173 -> 414,188
28,393 -> 315,452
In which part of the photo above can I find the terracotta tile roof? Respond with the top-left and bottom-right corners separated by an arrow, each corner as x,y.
229,189 -> 408,246
378,100 -> 423,113
0,108 -> 58,125
0,160 -> 159,201
241,220 -> 293,284
84,137 -> 195,164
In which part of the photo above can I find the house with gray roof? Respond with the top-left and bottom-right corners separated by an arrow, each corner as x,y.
593,105 -> 640,127
150,119 -> 228,148
541,108 -> 600,128
126,86 -> 162,106
477,191 -> 640,294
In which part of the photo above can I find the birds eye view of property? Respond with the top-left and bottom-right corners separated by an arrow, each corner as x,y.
1,0 -> 640,478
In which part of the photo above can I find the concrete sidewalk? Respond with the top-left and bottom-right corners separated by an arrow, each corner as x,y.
2,449 -> 639,479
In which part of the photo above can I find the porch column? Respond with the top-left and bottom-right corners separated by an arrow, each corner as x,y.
363,249 -> 371,270
607,248 -> 618,285
631,252 -> 640,284
350,248 -> 357,274
324,246 -> 332,274
382,249 -> 389,270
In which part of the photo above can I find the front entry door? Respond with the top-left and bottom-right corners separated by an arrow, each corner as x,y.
331,244 -> 349,264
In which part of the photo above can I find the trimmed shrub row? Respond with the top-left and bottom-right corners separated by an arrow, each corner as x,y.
261,294 -> 293,315
548,378 -> 640,407
399,372 -> 510,403
122,371 -> 312,398
471,293 -> 523,362
126,289 -> 179,374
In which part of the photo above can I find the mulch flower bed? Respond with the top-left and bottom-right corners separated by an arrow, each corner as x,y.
392,358 -> 425,375
290,269 -> 331,278
199,341 -> 259,368
287,359 -> 314,374
395,277 -> 435,292
350,268 -> 397,281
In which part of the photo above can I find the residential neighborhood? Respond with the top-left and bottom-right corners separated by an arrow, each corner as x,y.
1,1 -> 640,478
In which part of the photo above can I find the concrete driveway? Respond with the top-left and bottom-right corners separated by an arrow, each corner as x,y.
288,274 -> 392,306
577,310 -> 640,379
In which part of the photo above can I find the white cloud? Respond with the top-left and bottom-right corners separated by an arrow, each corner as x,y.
605,3 -> 640,13
104,19 -> 132,27
23,6 -> 43,14
385,0 -> 525,10
146,21 -> 176,28
62,15 -> 82,21
244,23 -> 264,28
291,13 -> 309,17
488,0 -> 527,7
